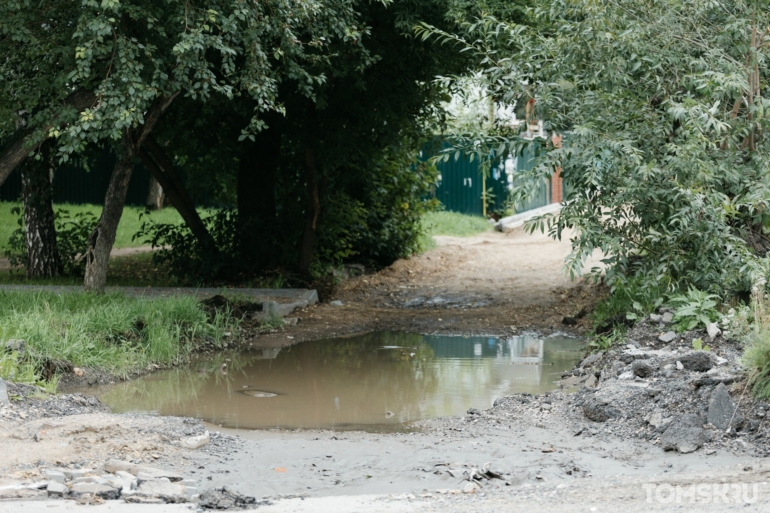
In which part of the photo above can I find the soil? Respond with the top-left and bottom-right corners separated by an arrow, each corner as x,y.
2,226 -> 768,512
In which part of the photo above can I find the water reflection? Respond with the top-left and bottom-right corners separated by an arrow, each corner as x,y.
80,332 -> 583,432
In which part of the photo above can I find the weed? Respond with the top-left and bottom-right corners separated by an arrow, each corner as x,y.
670,287 -> 721,331
588,328 -> 624,352
691,338 -> 710,352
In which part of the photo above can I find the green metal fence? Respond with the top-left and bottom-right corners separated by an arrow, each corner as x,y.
0,150 -> 153,206
424,141 -> 552,216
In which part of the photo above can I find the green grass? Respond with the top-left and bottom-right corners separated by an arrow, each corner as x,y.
419,211 -> 492,252
0,290 -> 236,385
0,202 -> 191,251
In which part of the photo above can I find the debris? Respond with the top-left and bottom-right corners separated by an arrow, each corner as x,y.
179,431 -> 210,450
658,332 -> 678,344
46,482 -> 68,497
660,414 -> 705,453
199,487 -> 260,510
330,300 -> 344,307
707,383 -> 744,430
0,378 -> 9,405
706,323 -> 721,339
679,351 -> 713,372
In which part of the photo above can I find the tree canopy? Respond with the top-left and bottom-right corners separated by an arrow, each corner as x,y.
419,0 -> 770,295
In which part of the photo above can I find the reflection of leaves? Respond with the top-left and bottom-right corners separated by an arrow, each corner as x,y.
101,351 -> 259,412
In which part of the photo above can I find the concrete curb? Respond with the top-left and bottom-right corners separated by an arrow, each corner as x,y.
494,203 -> 562,233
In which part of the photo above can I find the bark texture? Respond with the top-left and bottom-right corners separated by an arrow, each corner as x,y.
145,175 -> 164,210
21,148 -> 60,278
83,93 -> 178,292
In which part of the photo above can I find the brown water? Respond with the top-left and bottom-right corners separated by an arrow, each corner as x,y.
82,331 -> 583,432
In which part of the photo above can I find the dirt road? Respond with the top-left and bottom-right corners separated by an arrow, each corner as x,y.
1,226 -> 766,511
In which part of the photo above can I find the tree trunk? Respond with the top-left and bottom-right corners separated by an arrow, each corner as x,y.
83,155 -> 135,291
21,147 -> 60,278
138,144 -> 213,247
298,147 -> 320,276
145,175 -> 164,210
237,123 -> 282,269
83,93 -> 178,292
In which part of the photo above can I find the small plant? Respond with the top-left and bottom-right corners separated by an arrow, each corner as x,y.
588,328 -> 624,352
691,338 -> 710,352
670,287 -> 722,331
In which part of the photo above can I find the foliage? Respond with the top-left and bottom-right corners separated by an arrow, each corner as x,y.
422,211 -> 491,238
588,327 -> 624,352
670,288 -> 722,331
417,0 -> 770,296
592,279 -> 665,332
0,290 -> 236,380
5,207 -> 96,276
691,338 -> 711,352
0,351 -> 57,393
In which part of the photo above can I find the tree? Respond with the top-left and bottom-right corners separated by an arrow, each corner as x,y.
1,0 -> 369,291
419,0 -> 770,295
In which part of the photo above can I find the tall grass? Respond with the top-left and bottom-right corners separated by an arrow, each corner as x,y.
744,282 -> 770,400
0,291 -> 236,383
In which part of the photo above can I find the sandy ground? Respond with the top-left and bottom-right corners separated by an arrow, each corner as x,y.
1,227 -> 766,511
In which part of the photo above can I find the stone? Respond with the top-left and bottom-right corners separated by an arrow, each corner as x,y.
47,482 -> 69,497
679,351 -> 713,372
70,482 -> 120,500
4,339 -> 25,354
583,396 -> 620,422
44,470 -> 66,484
0,377 -> 8,405
618,371 -> 634,380
179,431 -> 210,450
136,480 -> 188,503
715,356 -> 728,366
707,323 -> 721,339
462,482 -> 480,493
329,300 -> 344,307
647,410 -> 672,431
631,360 -> 656,378
199,488 -> 257,510
659,331 -> 678,344
104,459 -> 183,482
649,313 -> 662,322
661,312 -> 674,324
707,383 -> 744,430
661,414 -> 705,453
676,361 -> 684,371
61,469 -> 94,480
580,352 -> 603,368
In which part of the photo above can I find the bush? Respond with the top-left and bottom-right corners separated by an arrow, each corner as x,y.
4,207 -> 97,276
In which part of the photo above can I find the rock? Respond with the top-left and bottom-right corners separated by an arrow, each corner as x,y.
179,431 -> 210,450
618,371 -> 634,380
0,377 -> 8,405
70,482 -> 120,500
715,356 -> 728,366
580,352 -> 603,368
583,396 -> 620,422
44,470 -> 66,484
611,360 -> 625,375
47,482 -> 69,497
4,339 -> 25,354
199,487 -> 257,510
660,414 -> 705,453
631,360 -> 656,378
659,331 -> 678,343
329,300 -> 344,307
135,480 -> 188,503
676,361 -> 684,371
679,351 -> 713,372
650,313 -> 662,322
647,410 -> 672,431
104,459 -> 183,482
661,312 -> 674,324
540,403 -> 552,411
462,482 -> 480,493
61,469 -> 94,480
707,383 -> 744,430
707,323 -> 721,339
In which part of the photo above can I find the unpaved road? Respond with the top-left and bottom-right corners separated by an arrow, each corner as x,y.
1,226 -> 767,511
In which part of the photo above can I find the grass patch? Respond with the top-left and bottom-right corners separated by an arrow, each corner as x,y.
0,201 -> 194,252
418,211 -> 491,252
0,290 -> 236,383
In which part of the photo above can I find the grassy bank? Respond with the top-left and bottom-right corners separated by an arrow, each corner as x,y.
419,211 -> 491,251
0,290 -> 236,389
0,202 -> 192,252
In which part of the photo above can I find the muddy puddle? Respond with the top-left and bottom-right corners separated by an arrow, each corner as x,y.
79,331 -> 583,432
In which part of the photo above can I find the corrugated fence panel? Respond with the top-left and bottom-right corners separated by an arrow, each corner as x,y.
0,150 -> 152,206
